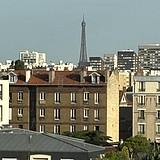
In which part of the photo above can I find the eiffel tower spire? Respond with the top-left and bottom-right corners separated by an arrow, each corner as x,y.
78,15 -> 88,68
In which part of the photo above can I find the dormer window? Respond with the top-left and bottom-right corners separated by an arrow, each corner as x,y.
8,72 -> 18,84
89,72 -> 101,84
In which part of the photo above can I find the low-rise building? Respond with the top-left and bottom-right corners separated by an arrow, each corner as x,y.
8,68 -> 119,142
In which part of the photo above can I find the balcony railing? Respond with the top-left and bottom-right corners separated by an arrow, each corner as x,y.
138,88 -> 145,92
138,131 -> 145,135
138,117 -> 145,120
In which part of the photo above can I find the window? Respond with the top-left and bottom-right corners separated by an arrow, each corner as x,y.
71,93 -> 76,103
92,75 -> 100,84
18,91 -> 23,101
157,110 -> 160,119
94,126 -> 100,131
138,95 -> 145,105
55,92 -> 60,103
40,92 -> 45,100
157,96 -> 160,105
70,125 -> 76,132
138,110 -> 145,119
9,108 -> 12,120
157,124 -> 160,134
54,109 -> 60,120
18,109 -> 23,117
0,84 -> 2,100
54,125 -> 60,134
94,109 -> 100,120
0,105 -> 2,121
40,109 -> 45,117
84,108 -> 89,118
84,92 -> 89,101
157,82 -> 160,91
94,93 -> 99,104
138,124 -> 145,134
139,82 -> 145,91
70,109 -> 76,120
40,125 -> 45,133
18,125 -> 23,129
84,125 -> 88,131
9,91 -> 12,102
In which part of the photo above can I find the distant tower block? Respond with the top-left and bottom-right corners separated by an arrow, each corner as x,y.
78,16 -> 89,68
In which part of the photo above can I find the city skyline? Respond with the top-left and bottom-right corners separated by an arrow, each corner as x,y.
0,0 -> 159,64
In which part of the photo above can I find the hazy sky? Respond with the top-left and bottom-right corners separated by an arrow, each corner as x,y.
0,0 -> 160,64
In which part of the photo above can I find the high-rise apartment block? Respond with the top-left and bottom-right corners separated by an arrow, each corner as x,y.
104,54 -> 117,69
19,50 -> 46,68
117,50 -> 137,72
138,44 -> 160,71
89,57 -> 105,70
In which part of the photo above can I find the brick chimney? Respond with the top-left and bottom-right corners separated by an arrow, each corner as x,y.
49,68 -> 55,82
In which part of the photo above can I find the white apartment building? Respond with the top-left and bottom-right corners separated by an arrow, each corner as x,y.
104,54 -> 117,69
0,60 -> 12,71
0,79 -> 10,127
133,73 -> 160,142
19,50 -> 46,68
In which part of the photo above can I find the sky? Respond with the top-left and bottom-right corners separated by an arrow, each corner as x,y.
0,0 -> 160,64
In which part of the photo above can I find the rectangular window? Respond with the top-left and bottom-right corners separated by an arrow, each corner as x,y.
54,109 -> 60,120
138,95 -> 145,105
70,109 -> 76,120
9,108 -> 12,120
84,108 -> 89,118
18,109 -> 23,117
84,92 -> 89,101
84,125 -> 88,131
0,84 -> 2,100
18,125 -> 23,129
157,124 -> 160,134
138,110 -> 145,119
157,110 -> 160,119
9,91 -> 12,102
71,93 -> 76,103
40,92 -> 45,100
55,92 -> 60,103
138,124 -> 145,134
157,96 -> 160,104
94,126 -> 100,131
40,125 -> 45,133
94,93 -> 99,104
40,109 -> 45,117
94,109 -> 100,120
139,82 -> 145,91
157,82 -> 160,91
70,125 -> 76,132
54,125 -> 60,134
18,91 -> 23,100
0,105 -> 2,121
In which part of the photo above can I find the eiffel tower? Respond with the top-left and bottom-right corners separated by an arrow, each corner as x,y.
78,16 -> 89,68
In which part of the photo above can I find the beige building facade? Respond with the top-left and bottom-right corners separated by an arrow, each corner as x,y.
133,75 -> 160,142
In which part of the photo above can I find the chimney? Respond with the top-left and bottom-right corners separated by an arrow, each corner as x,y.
80,69 -> 87,83
25,70 -> 31,83
49,68 -> 55,82
105,68 -> 110,83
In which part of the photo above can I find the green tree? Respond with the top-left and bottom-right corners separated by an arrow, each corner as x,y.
122,135 -> 150,158
15,59 -> 24,70
121,146 -> 130,160
62,130 -> 112,142
104,151 -> 128,160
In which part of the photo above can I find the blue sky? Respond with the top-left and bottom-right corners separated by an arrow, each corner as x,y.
0,0 -> 160,64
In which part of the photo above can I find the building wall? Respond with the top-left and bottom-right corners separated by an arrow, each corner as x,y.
0,80 -> 9,126
106,70 -> 119,142
133,76 -> 160,142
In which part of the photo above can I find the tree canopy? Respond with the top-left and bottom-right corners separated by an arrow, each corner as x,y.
62,130 -> 112,142
15,59 -> 24,70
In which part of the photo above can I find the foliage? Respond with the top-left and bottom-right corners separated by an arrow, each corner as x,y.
122,135 -> 150,154
62,130 -> 112,142
104,151 -> 129,160
121,146 -> 130,160
15,59 -> 24,70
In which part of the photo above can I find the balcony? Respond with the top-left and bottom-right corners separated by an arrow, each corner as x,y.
138,88 -> 145,92
83,117 -> 89,121
138,131 -> 145,135
17,100 -> 23,104
156,103 -> 160,108
137,117 -> 145,122
39,100 -> 46,105
137,103 -> 145,107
